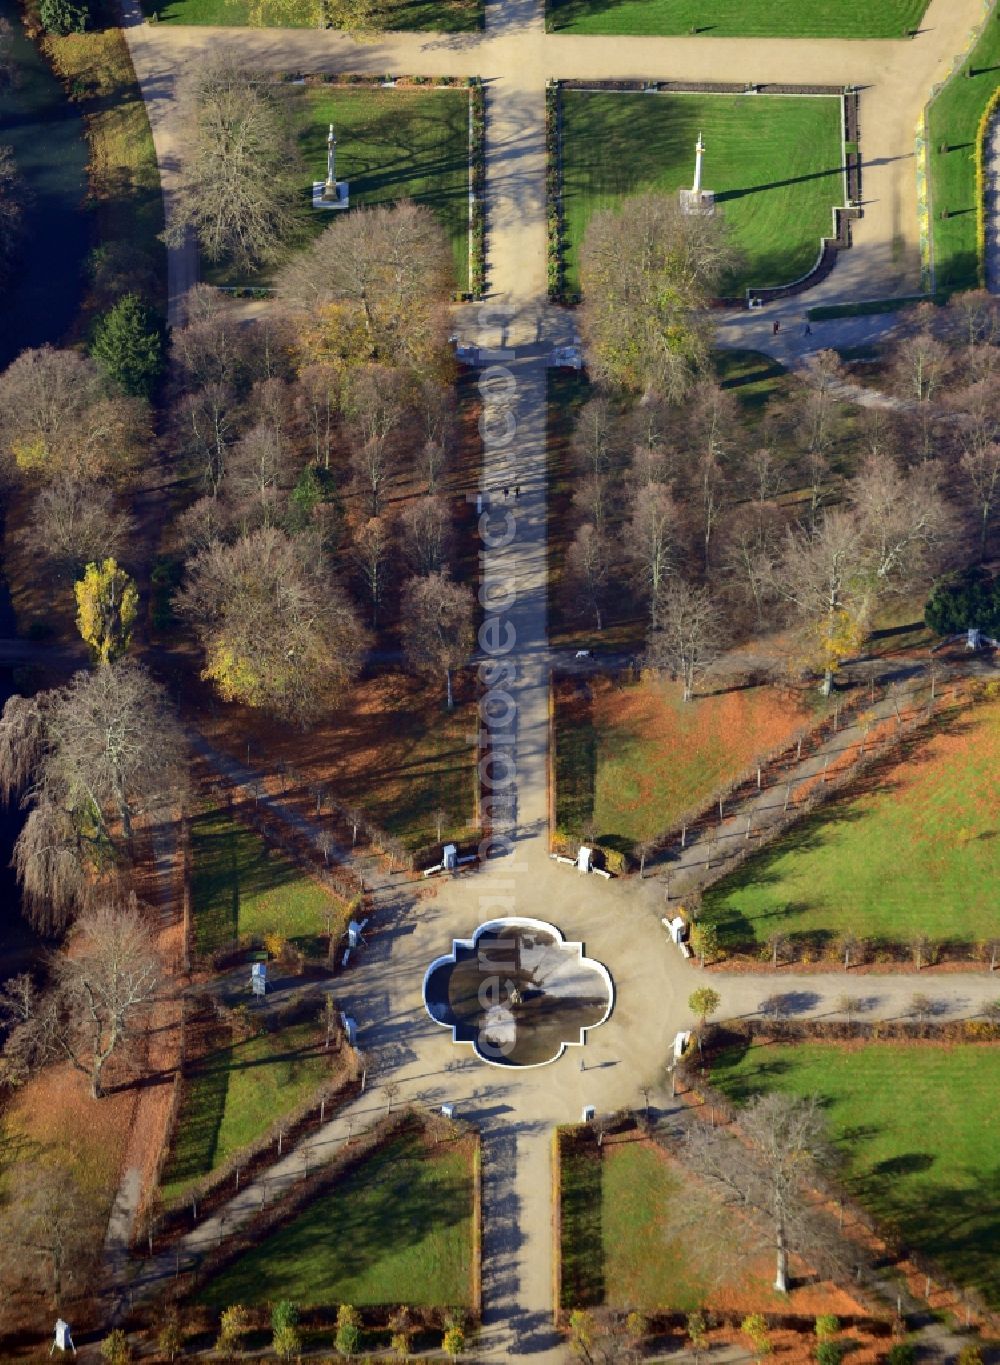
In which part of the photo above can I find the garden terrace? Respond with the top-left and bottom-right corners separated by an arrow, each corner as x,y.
557,87 -> 847,300
547,0 -> 931,37
702,694 -> 1000,956
197,1124 -> 476,1308
708,1040 -> 1000,1310
202,80 -> 476,294
557,1121 -> 870,1316
158,1015 -> 341,1206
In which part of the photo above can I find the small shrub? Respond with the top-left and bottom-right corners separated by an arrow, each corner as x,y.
956,1347 -> 983,1365
442,1325 -> 465,1356
625,1310 -> 648,1340
336,1304 -> 362,1357
816,1342 -> 842,1365
271,1301 -> 301,1360
216,1306 -> 250,1355
742,1314 -> 772,1359
886,1343 -> 916,1365
157,1313 -> 183,1361
815,1315 -> 840,1342
100,1332 -> 131,1365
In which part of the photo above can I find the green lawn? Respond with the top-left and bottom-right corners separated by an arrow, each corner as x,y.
703,699 -> 1000,953
710,1041 -> 1000,1308
561,91 -> 845,297
142,0 -> 481,30
199,1130 -> 474,1307
926,14 -> 1000,289
191,810 -> 346,957
160,1021 -> 331,1203
202,84 -> 471,291
548,0 -> 928,37
561,1135 -> 712,1310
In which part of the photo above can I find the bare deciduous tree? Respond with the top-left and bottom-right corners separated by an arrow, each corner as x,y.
176,526 -> 366,726
27,476 -> 134,576
679,1092 -> 839,1294
344,364 -> 410,517
169,58 -> 305,273
350,514 -> 395,627
0,345 -> 148,483
579,193 -> 737,401
0,1161 -> 102,1309
0,666 -> 187,931
565,521 -> 611,632
277,201 -> 453,375
625,482 -> 680,624
1,898 -> 162,1097
400,572 -> 475,710
401,494 -> 451,576
646,580 -> 721,701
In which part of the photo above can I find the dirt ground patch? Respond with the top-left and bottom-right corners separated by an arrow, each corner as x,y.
554,672 -> 815,851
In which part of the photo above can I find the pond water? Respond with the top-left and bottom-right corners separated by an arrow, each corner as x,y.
0,0 -> 92,370
424,918 -> 614,1067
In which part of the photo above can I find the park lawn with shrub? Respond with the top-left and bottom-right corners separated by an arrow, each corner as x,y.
702,697 -> 1000,952
554,674 -> 814,853
42,25 -> 166,318
199,1129 -> 475,1307
710,1041 -> 1000,1307
560,91 -> 844,298
191,810 -> 346,957
560,1131 -> 857,1312
143,0 -> 481,28
159,1021 -> 332,1203
926,15 -> 1000,290
548,0 -> 928,36
203,84 -> 471,291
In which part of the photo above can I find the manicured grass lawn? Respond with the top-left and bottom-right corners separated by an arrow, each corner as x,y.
554,674 -> 814,853
192,810 -> 346,956
561,91 -> 844,298
160,1022 -> 331,1203
143,0 -> 482,29
204,84 -> 471,292
710,1041 -> 1000,1308
703,698 -> 1000,951
199,1129 -> 475,1307
548,0 -> 929,37
926,15 -> 1000,289
560,1135 -> 709,1310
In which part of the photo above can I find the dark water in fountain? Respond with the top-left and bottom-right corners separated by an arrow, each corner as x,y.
424,923 -> 612,1067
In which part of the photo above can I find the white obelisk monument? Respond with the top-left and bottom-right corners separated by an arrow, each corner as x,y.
680,130 -> 715,215
312,123 -> 349,210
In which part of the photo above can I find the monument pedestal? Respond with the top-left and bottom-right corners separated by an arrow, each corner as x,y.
312,180 -> 349,211
679,187 -> 716,216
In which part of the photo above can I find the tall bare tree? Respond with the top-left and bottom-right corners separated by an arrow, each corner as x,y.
26,475 -> 134,576
0,1161 -> 102,1310
564,521 -> 611,632
646,580 -> 721,701
176,526 -> 366,725
169,58 -> 305,272
401,572 -> 475,710
350,514 -> 395,627
0,346 -> 147,483
625,481 -> 680,624
679,1092 -> 837,1293
277,201 -> 453,375
579,193 -> 737,400
0,665 -> 187,931
401,494 -> 451,575
1,898 -> 162,1098
345,364 -> 410,516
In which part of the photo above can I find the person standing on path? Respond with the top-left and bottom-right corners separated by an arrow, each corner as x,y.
773,320 -> 781,336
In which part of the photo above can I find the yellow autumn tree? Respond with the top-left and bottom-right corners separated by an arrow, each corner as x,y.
74,559 -> 139,664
